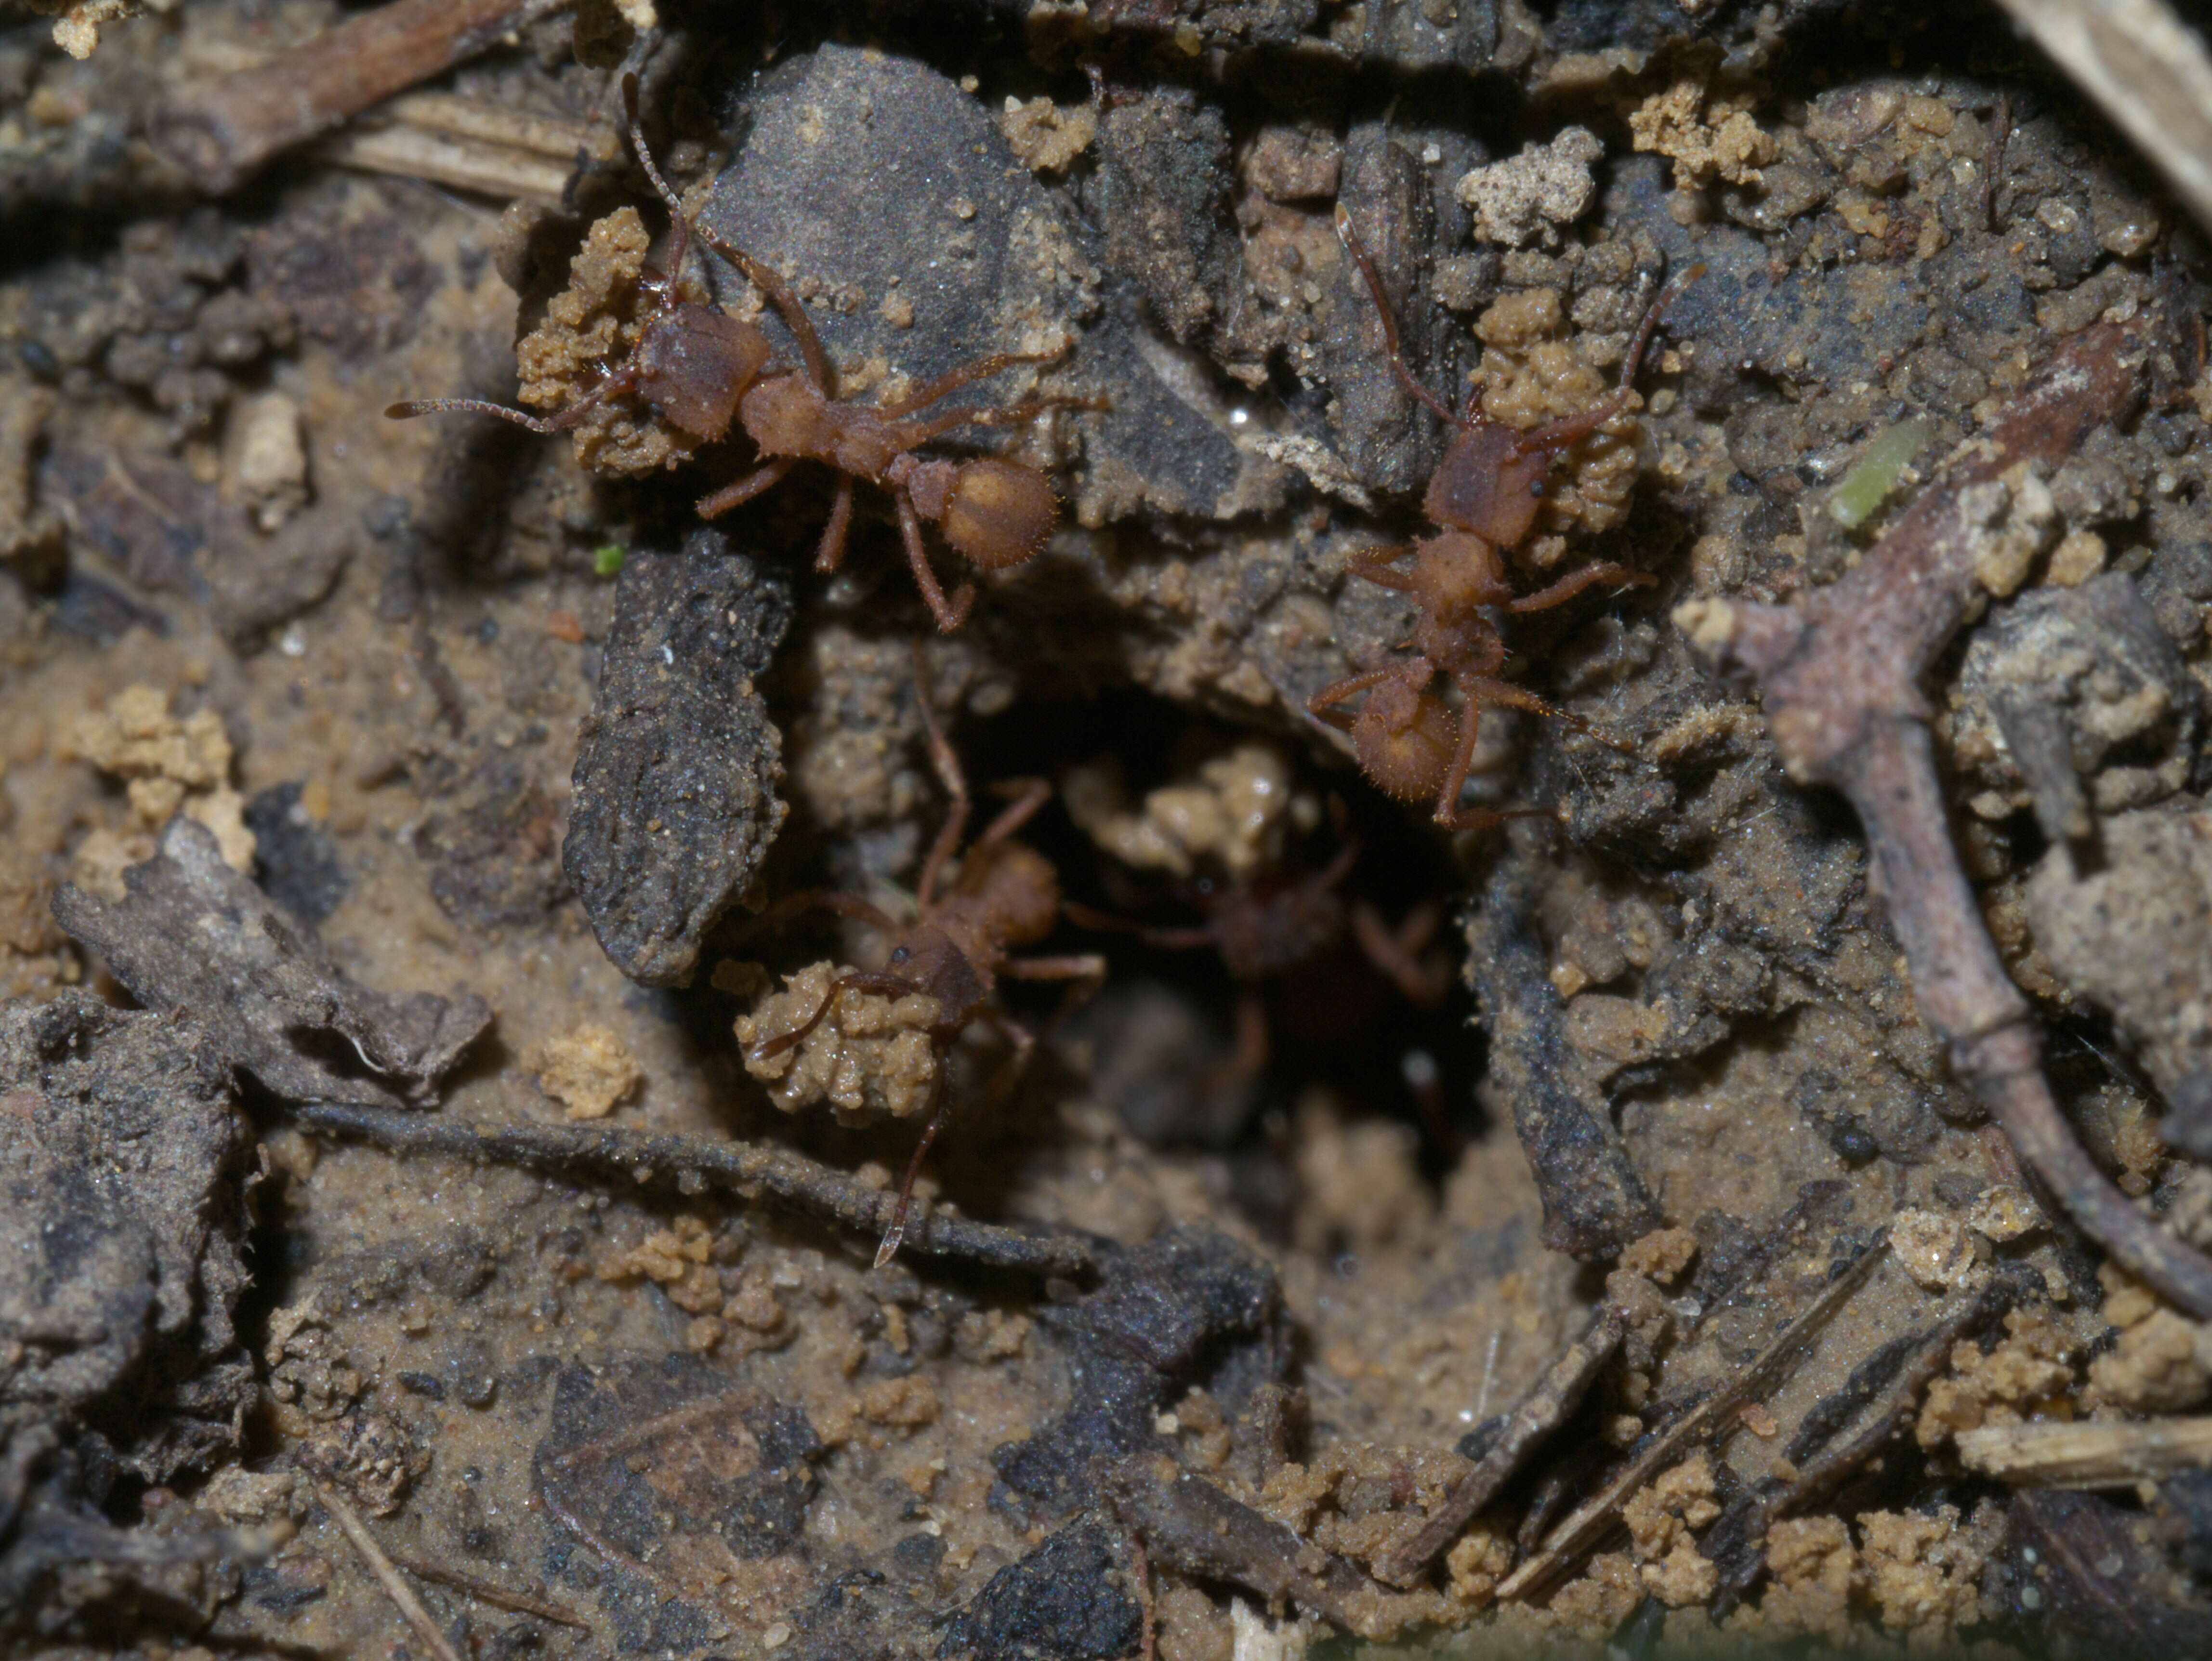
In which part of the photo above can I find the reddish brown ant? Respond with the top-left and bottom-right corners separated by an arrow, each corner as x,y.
737,658 -> 1106,1266
1310,206 -> 1700,828
1062,752 -> 1449,1104
388,76 -> 1088,631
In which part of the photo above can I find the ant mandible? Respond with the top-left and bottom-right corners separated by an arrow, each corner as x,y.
389,76 -> 1088,632
739,655 -> 1106,1266
1309,206 -> 1701,829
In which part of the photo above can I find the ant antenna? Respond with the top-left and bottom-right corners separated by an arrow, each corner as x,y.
620,72 -> 694,300
1616,258 -> 1705,394
1334,204 -> 1462,429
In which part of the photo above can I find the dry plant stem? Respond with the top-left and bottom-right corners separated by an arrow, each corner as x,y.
1685,319 -> 2212,1320
318,92 -> 597,203
1959,1416 -> 2212,1487
316,1482 -> 467,1661
150,0 -> 575,194
1992,0 -> 2212,237
1496,1239 -> 1887,1602
386,1554 -> 590,1629
316,127 -> 575,204
1377,1305 -> 1625,1585
291,1099 -> 1094,1276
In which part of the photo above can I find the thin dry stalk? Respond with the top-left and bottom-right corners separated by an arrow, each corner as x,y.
1496,1239 -> 1887,1601
317,1481 -> 466,1661
291,1098 -> 1096,1276
1959,1416 -> 2212,1486
151,0 -> 576,194
1376,1305 -> 1626,1585
385,1552 -> 592,1628
317,126 -> 577,204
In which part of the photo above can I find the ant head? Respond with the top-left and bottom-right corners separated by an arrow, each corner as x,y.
634,308 -> 773,441
1350,680 -> 1456,806
936,459 -> 1057,572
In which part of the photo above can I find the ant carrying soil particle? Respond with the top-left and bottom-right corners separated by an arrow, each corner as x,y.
735,657 -> 1105,1266
389,78 -> 1089,632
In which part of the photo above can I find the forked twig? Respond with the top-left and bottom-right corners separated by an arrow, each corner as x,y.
292,1099 -> 1094,1277
1679,319 -> 2212,1320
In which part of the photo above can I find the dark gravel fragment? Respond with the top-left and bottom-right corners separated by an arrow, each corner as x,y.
562,528 -> 792,987
938,1516 -> 1142,1661
991,1226 -> 1286,1518
245,781 -> 350,923
0,993 -> 253,1633
1465,857 -> 1660,1260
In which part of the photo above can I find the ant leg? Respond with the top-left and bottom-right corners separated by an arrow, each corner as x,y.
748,968 -> 917,1062
1431,701 -> 1495,830
909,653 -> 971,910
619,72 -> 694,295
1514,392 -> 1630,456
1461,674 -> 1639,755
899,393 -> 1106,446
894,487 -> 977,633
1507,560 -> 1656,614
1309,666 -> 1400,715
1348,898 -> 1450,1006
1228,989 -> 1270,1077
1061,901 -> 1218,952
1344,543 -> 1419,592
1191,989 -> 1269,1102
690,224 -> 832,392
1333,205 -> 1463,429
697,456 -> 796,519
998,951 -> 1110,1004
877,349 -> 1068,419
975,779 -> 1053,850
1512,260 -> 1705,456
999,953 -> 1109,1050
726,886 -> 903,948
875,1049 -> 973,1269
815,477 -> 856,572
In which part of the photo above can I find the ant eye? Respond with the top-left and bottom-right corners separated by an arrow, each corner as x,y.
1528,479 -> 1546,499
889,946 -> 911,965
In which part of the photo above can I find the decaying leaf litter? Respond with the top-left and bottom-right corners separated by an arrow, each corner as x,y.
10,0 -> 2212,1655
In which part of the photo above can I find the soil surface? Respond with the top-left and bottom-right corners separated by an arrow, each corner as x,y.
7,1 -> 2212,1658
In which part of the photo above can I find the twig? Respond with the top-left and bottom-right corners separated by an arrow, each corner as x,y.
1678,319 -> 2212,1321
316,127 -> 575,205
290,1099 -> 1096,1277
150,0 -> 577,195
1959,1416 -> 2212,1487
1375,1305 -> 1625,1586
385,1552 -> 591,1629
1991,0 -> 2212,237
1495,1238 -> 1887,1602
316,1481 -> 466,1661
1705,1268 -> 2027,1613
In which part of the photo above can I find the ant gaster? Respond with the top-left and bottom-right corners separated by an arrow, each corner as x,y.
389,76 -> 1087,632
740,659 -> 1105,1266
1310,206 -> 1701,828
